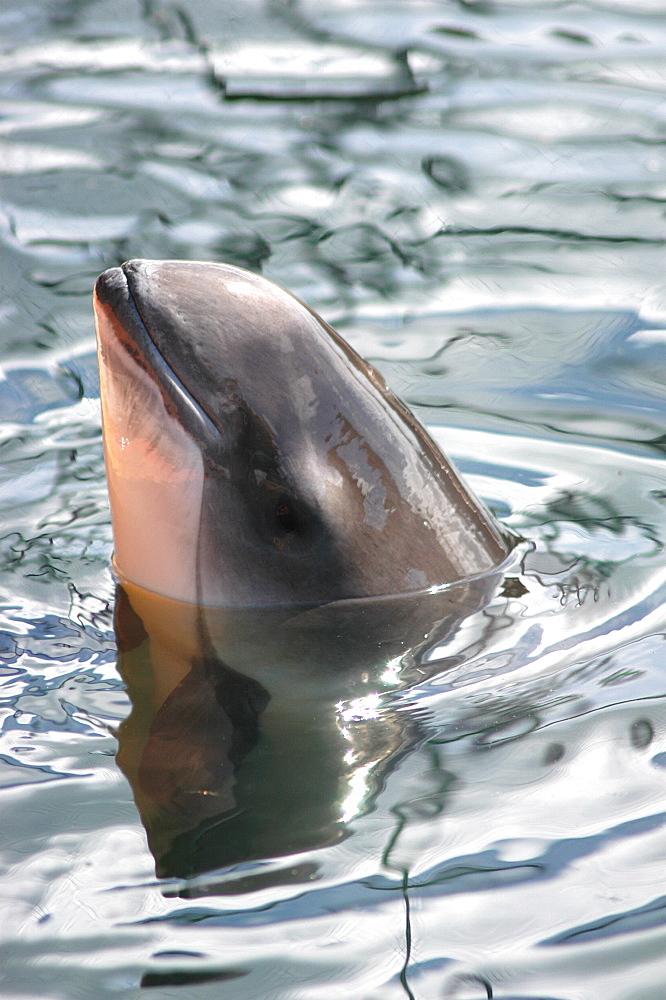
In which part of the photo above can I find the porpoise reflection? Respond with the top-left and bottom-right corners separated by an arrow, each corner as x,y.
94,259 -> 514,878
93,260 -> 510,606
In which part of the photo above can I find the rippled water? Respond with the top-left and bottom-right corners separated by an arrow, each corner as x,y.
2,2 -> 666,998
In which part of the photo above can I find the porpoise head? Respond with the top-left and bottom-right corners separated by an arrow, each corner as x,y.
94,260 -> 509,606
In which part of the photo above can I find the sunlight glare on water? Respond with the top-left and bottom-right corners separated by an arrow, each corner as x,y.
1,1 -> 666,998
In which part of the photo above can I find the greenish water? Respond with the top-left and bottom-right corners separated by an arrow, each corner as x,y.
1,2 -> 666,998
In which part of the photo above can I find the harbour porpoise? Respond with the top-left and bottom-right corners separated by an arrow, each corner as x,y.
94,259 -> 516,876
93,259 -> 510,606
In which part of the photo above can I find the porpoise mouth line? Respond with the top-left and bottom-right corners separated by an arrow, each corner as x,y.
110,264 -> 220,443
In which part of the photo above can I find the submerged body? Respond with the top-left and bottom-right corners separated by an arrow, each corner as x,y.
115,569 -> 503,877
94,259 -> 509,606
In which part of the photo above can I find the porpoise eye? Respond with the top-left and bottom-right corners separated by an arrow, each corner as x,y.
276,501 -> 298,533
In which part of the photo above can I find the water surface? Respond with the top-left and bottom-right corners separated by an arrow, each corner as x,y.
1,2 -> 666,998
